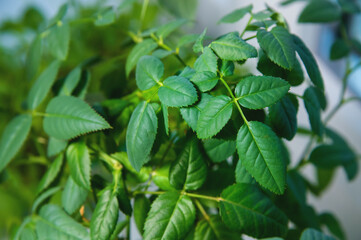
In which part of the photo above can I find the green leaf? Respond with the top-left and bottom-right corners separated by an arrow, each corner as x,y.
235,160 -> 255,184
299,1 -> 341,23
303,87 -> 323,137
330,39 -> 350,60
126,39 -> 158,76
144,192 -> 196,240
0,114 -> 32,172
235,75 -> 290,109
193,28 -> 207,53
158,76 -> 198,107
287,170 -> 306,205
25,35 -> 42,81
43,96 -> 111,140
66,141 -> 91,190
257,26 -> 295,70
32,186 -> 62,213
153,164 -> 174,191
49,4 -> 68,26
219,183 -> 288,238
116,173 -> 132,215
300,228 -> 335,240
162,103 -> 169,135
236,121 -> 286,194
177,34 -> 200,48
156,19 -> 187,39
37,154 -> 63,194
158,0 -> 198,19
47,22 -> 70,60
179,66 -> 196,79
194,47 -> 218,74
196,95 -> 233,139
47,137 -> 67,157
220,60 -> 235,77
218,4 -> 253,24
180,93 -> 214,131
269,95 -> 298,140
194,215 -> 240,240
62,176 -> 88,215
293,35 -> 324,91
319,212 -> 345,240
134,195 -> 151,235
59,67 -> 82,96
152,49 -> 173,59
36,204 -> 90,240
338,0 -> 361,13
191,71 -> 219,92
90,187 -> 119,240
136,55 -> 164,90
211,32 -> 257,61
309,144 -> 356,168
126,101 -> 158,171
94,7 -> 116,26
203,138 -> 236,163
169,139 -> 207,190
27,60 -> 61,110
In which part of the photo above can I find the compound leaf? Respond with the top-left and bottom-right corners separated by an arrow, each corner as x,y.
43,96 -> 111,140
236,121 -> 286,194
219,184 -> 288,238
144,192 -> 196,240
235,75 -> 290,109
126,101 -> 158,171
197,95 -> 233,139
0,114 -> 32,172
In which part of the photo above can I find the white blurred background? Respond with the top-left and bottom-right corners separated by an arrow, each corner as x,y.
1,0 -> 360,239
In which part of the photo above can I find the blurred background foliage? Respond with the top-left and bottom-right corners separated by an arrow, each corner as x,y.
0,0 -> 198,237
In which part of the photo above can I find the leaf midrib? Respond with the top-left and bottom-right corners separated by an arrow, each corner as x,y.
237,83 -> 288,101
45,112 -> 108,127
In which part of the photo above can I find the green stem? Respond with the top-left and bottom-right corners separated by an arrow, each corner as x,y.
183,192 -> 222,202
244,35 -> 256,41
240,15 -> 253,38
139,0 -> 150,33
194,199 -> 210,221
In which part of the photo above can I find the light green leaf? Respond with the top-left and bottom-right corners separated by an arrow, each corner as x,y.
36,204 -> 90,240
330,39 -> 350,60
32,186 -> 62,213
319,212 -> 345,240
126,101 -> 158,171
194,47 -> 218,74
158,76 -> 198,107
47,22 -> 70,60
218,4 -> 253,24
179,66 -> 196,79
219,184 -> 288,238
203,138 -> 236,163
153,164 -> 174,191
197,95 -> 233,139
25,35 -> 42,81
177,34 -> 199,48
152,49 -> 173,59
49,4 -> 68,26
309,144 -> 356,168
62,176 -> 88,215
235,160 -> 255,184
37,154 -> 63,194
158,0 -> 198,19
194,215 -> 240,240
136,55 -> 164,90
47,137 -> 67,157
193,28 -> 207,53
299,1 -> 341,23
144,192 -> 196,240
269,95 -> 298,140
191,71 -> 219,92
90,187 -> 119,240
134,195 -> 151,235
126,39 -> 158,76
180,93 -> 214,131
257,26 -> 295,70
162,103 -> 169,135
0,114 -> 32,172
59,67 -> 82,96
43,96 -> 111,140
300,228 -> 335,240
235,75 -> 290,109
94,7 -> 116,26
211,32 -> 257,61
169,139 -> 207,190
27,60 -> 61,110
66,141 -> 91,190
293,35 -> 324,91
303,87 -> 323,137
236,121 -> 286,194
156,19 -> 187,39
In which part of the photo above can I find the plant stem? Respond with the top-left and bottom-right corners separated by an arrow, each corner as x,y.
194,199 -> 210,221
183,192 -> 222,202
244,35 -> 256,41
240,15 -> 253,38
